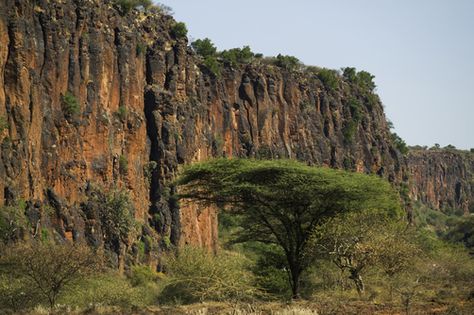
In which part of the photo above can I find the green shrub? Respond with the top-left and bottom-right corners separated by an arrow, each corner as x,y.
316,68 -> 339,90
117,104 -> 127,121
171,22 -> 188,39
220,46 -> 255,66
0,206 -> 27,244
273,54 -> 301,71
203,56 -> 221,77
0,274 -> 40,312
343,121 -> 358,144
128,265 -> 162,287
0,116 -> 8,132
119,155 -> 128,174
101,189 -> 135,243
61,272 -> 159,308
342,67 -> 376,92
114,0 -> 152,15
0,243 -> 102,309
191,38 -> 217,58
62,91 -> 80,117
347,97 -> 363,122
391,132 -> 409,155
443,216 -> 474,253
160,246 -> 259,304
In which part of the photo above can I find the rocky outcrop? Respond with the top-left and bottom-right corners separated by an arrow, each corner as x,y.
0,0 -> 471,262
408,149 -> 474,214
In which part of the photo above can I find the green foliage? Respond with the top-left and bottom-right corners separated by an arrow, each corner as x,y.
61,272 -> 159,308
160,246 -> 259,304
171,22 -> 188,39
114,0 -> 152,15
442,215 -> 474,253
220,46 -> 255,66
191,38 -> 217,58
343,121 -> 358,144
119,155 -> 128,174
391,132 -> 409,155
308,209 -> 407,294
0,116 -> 8,132
273,54 -> 301,71
62,91 -> 80,118
136,42 -> 146,56
0,243 -> 102,309
347,98 -> 363,122
0,205 -> 27,244
128,265 -> 162,287
117,104 -> 128,121
316,68 -> 340,90
0,273 -> 40,312
203,56 -> 221,77
40,228 -> 49,243
101,189 -> 136,243
342,67 -> 376,92
177,158 -> 401,298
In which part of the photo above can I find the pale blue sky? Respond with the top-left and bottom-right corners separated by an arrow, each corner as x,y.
158,0 -> 474,149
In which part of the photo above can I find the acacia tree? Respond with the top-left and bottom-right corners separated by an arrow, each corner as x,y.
177,158 -> 401,298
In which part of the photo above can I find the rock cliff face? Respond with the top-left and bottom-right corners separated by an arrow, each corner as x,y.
0,0 -> 471,262
408,149 -> 474,214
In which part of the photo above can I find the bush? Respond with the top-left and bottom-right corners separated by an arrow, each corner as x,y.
391,132 -> 409,155
0,205 -> 27,244
203,56 -> 221,77
61,272 -> 159,308
0,243 -> 102,309
347,98 -> 363,122
171,22 -> 188,39
342,67 -> 376,92
101,189 -> 136,244
273,54 -> 301,71
117,104 -> 127,121
191,38 -> 217,58
114,0 -> 152,15
220,46 -> 255,66
0,116 -> 8,132
128,265 -> 162,287
160,246 -> 259,303
119,155 -> 128,174
343,121 -> 358,144
316,68 -> 339,90
62,91 -> 80,118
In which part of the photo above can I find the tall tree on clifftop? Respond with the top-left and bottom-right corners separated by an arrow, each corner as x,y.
177,159 -> 401,298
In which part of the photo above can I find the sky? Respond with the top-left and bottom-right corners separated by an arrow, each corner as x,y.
158,0 -> 474,149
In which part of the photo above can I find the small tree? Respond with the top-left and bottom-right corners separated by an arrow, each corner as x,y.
171,22 -> 188,39
0,243 -> 102,309
309,210 -> 395,295
274,54 -> 301,71
177,158 -> 401,298
191,38 -> 217,58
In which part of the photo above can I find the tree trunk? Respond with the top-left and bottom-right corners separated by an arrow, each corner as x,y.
349,269 -> 364,296
290,265 -> 301,299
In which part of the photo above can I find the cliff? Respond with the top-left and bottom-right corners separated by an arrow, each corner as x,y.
0,0 -> 471,264
408,149 -> 474,214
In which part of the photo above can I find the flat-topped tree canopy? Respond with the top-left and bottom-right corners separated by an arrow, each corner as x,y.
176,158 -> 402,298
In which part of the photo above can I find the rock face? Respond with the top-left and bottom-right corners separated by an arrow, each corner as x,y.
0,0 -> 471,261
408,149 -> 474,214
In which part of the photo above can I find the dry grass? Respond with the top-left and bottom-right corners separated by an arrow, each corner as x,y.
21,300 -> 474,315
